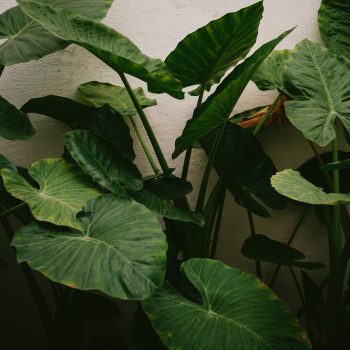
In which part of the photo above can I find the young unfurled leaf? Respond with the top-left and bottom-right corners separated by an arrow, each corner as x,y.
13,194 -> 167,300
18,0 -> 184,99
165,1 -> 263,92
0,0 -> 114,65
143,259 -> 311,350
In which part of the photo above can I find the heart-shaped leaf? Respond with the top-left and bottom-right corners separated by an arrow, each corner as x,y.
18,0 -> 184,99
79,81 -> 157,116
13,194 -> 167,300
0,96 -> 35,140
143,259 -> 310,350
173,28 -> 293,158
64,130 -> 143,194
128,188 -> 204,226
201,124 -> 286,217
242,234 -> 324,269
0,0 -> 114,65
165,1 -> 263,91
271,169 -> 350,205
22,97 -> 136,161
283,39 -> 350,147
252,50 -> 291,92
1,158 -> 101,230
319,0 -> 350,59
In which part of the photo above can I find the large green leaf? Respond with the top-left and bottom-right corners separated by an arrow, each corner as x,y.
64,130 -> 143,194
283,39 -> 350,147
0,154 -> 17,173
201,124 -> 286,217
252,50 -> 290,92
128,188 -> 204,226
271,169 -> 350,205
1,158 -> 101,230
242,234 -> 324,269
79,81 -> 157,116
143,259 -> 310,350
165,1 -> 263,91
0,0 -> 114,65
0,96 -> 35,140
173,29 -> 293,158
22,97 -> 136,161
319,0 -> 350,59
18,0 -> 184,99
12,194 -> 167,300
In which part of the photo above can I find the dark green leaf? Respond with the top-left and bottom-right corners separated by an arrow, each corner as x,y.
252,49 -> 291,91
128,188 -> 204,226
173,28 -> 293,158
1,158 -> 102,230
18,0 -> 184,99
230,105 -> 268,124
64,130 -> 143,194
165,1 -> 263,91
0,154 -> 17,173
283,39 -> 350,146
22,96 -> 136,161
0,96 -> 35,140
79,81 -> 157,116
242,234 -> 324,269
322,159 -> 350,172
13,194 -> 167,300
143,259 -> 311,350
0,0 -> 114,65
201,124 -> 286,217
319,0 -> 350,59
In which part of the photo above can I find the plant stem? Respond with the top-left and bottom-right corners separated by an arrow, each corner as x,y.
128,117 -> 160,174
270,209 -> 308,288
0,202 -> 26,218
181,86 -> 205,181
196,124 -> 225,212
118,72 -> 170,173
252,93 -> 281,136
247,210 -> 262,279
210,190 -> 226,259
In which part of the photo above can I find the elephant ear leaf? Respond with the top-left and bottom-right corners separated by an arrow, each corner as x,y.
252,49 -> 291,92
165,1 -> 263,92
79,81 -> 157,117
0,158 -> 102,230
0,96 -> 35,140
271,169 -> 350,205
0,0 -> 114,65
143,259 -> 311,350
18,0 -> 184,99
12,194 -> 167,300
319,0 -> 350,59
283,39 -> 350,147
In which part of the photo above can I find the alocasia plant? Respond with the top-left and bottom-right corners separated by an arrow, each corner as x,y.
1,0 -> 337,349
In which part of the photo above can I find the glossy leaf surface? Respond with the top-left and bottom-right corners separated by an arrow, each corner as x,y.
18,0 -> 183,99
79,81 -> 157,116
0,0 -> 113,65
242,234 -> 324,269
1,158 -> 101,230
173,29 -> 293,158
165,2 -> 263,90
143,259 -> 310,350
13,194 -> 167,300
65,130 -> 142,194
271,169 -> 350,205
283,39 -> 350,146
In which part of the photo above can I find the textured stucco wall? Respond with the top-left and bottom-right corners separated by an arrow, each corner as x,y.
1,0 -> 328,311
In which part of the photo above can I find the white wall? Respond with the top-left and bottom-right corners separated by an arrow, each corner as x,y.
1,0 -> 328,309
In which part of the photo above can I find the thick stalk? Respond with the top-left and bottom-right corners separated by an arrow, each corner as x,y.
128,117 -> 160,174
252,93 -> 281,136
196,124 -> 226,212
181,86 -> 206,181
210,190 -> 226,259
118,72 -> 170,173
247,210 -> 262,279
